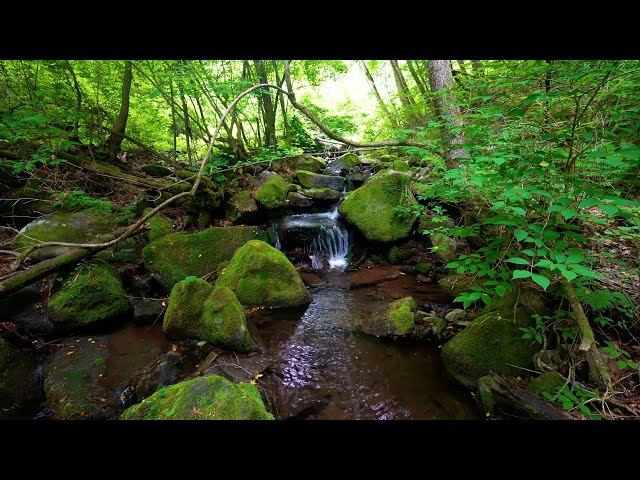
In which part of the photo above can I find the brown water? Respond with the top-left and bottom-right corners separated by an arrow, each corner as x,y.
252,269 -> 479,420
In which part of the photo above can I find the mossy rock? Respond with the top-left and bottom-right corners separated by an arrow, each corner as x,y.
418,214 -> 455,233
226,191 -> 258,222
527,371 -> 564,396
441,307 -> 539,388
430,233 -> 457,263
338,153 -> 361,169
339,170 -> 418,243
360,297 -> 416,337
120,374 -> 274,420
163,278 -> 252,352
141,164 -> 172,177
295,170 -> 345,191
0,338 -> 39,419
142,226 -> 260,287
12,208 -> 118,262
295,155 -> 327,173
303,188 -> 342,201
142,208 -> 173,242
43,335 -> 119,420
390,160 -> 411,172
388,246 -> 400,264
255,174 -> 287,209
379,154 -> 393,163
48,261 -> 130,332
438,273 -> 483,298
413,263 -> 431,274
216,240 -> 311,308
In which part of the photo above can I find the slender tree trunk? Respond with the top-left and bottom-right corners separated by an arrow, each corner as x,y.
63,60 -> 82,142
253,60 -> 276,147
177,61 -> 193,167
427,60 -> 469,169
169,74 -> 178,174
406,60 -> 428,99
390,60 -> 418,124
272,60 -> 289,142
359,60 -> 398,129
106,60 -> 132,162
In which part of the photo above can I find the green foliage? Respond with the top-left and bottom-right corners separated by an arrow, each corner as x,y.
542,384 -> 602,420
51,190 -> 112,213
289,115 -> 315,153
602,341 -> 640,371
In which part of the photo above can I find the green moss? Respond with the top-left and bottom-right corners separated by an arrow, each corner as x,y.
388,246 -> 400,264
527,371 -> 564,396
226,191 -> 258,222
441,308 -> 540,388
201,286 -> 252,352
391,160 -> 411,172
12,208 -> 117,261
296,155 -> 327,173
216,240 -> 311,307
477,375 -> 497,414
48,261 -> 130,331
438,273 -> 483,298
142,226 -> 260,287
303,188 -> 341,200
413,263 -> 431,274
120,374 -> 274,420
380,154 -> 393,162
338,153 -> 361,169
143,208 -> 173,241
163,277 -> 213,337
141,164 -> 172,177
361,296 -> 416,337
430,233 -> 457,263
255,175 -> 287,209
164,280 -> 252,352
338,170 -> 418,242
295,170 -> 344,190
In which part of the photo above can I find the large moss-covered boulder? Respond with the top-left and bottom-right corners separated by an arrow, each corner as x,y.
226,191 -> 259,222
296,155 -> 327,174
303,188 -> 342,201
339,170 -> 418,242
142,226 -> 260,287
295,170 -> 345,191
390,160 -> 411,172
255,174 -> 287,209
441,308 -> 539,388
12,208 -> 118,261
327,153 -> 361,175
0,338 -> 39,419
43,335 -> 120,420
141,164 -> 172,177
48,261 -> 130,332
120,374 -> 274,420
163,278 -> 252,352
360,296 -> 417,337
430,233 -> 457,263
216,240 -> 311,307
142,208 -> 173,242
527,371 -> 564,396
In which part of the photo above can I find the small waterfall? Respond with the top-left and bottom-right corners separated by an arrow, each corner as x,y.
281,206 -> 350,270
272,223 -> 282,251
307,224 -> 349,269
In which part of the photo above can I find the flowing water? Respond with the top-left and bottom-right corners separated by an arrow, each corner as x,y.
253,269 -> 479,420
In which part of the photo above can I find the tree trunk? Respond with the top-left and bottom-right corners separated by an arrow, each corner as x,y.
177,61 -> 193,167
359,60 -> 398,129
106,60 -> 132,162
427,60 -> 469,169
390,60 -> 419,125
253,60 -> 277,147
272,60 -> 289,142
63,60 -> 83,143
169,74 -> 178,175
406,60 -> 428,99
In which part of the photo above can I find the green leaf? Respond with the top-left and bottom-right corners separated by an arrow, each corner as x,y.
94,357 -> 104,366
196,340 -> 206,347
468,292 -> 483,301
531,274 -> 551,290
506,257 -> 530,265
566,254 -> 586,264
579,198 -> 598,209
569,264 -> 602,279
534,259 -> 555,270
561,209 -> 578,220
495,285 -> 507,297
561,270 -> 578,282
514,229 -> 528,241
562,401 -> 574,410
513,270 -> 532,279
600,205 -> 619,216
511,207 -> 526,217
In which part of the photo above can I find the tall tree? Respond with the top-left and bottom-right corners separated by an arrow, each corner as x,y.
106,60 -> 132,161
359,60 -> 398,129
253,60 -> 277,147
427,60 -> 468,169
390,60 -> 419,124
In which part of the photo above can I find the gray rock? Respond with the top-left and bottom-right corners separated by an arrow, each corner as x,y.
0,284 -> 55,335
296,170 -> 345,191
287,192 -> 314,208
416,274 -> 431,283
445,309 -> 467,323
258,170 -> 277,184
134,352 -> 182,400
132,298 -> 166,325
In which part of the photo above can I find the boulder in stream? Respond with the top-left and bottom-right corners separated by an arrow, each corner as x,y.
120,374 -> 274,420
142,208 -> 174,241
226,190 -> 259,222
359,296 -> 417,337
216,240 -> 311,308
142,226 -> 261,287
163,278 -> 253,352
339,170 -> 418,243
295,155 -> 327,173
255,174 -> 287,209
295,170 -> 345,191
